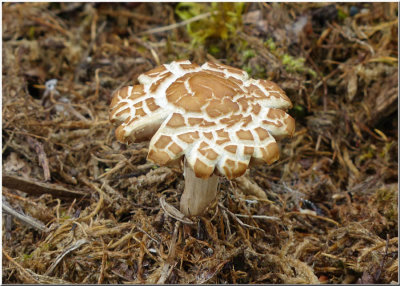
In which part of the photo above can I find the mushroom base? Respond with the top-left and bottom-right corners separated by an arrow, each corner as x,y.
180,158 -> 219,217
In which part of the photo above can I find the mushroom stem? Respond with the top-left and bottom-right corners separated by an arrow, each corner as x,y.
180,158 -> 219,217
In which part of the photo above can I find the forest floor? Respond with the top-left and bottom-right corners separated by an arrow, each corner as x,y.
2,2 -> 398,284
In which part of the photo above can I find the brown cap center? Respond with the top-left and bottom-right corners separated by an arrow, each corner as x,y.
166,71 -> 242,116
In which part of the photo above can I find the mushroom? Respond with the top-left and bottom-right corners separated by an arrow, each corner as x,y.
110,60 -> 295,216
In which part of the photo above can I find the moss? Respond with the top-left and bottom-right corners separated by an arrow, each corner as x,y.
60,210 -> 71,220
337,8 -> 348,21
265,38 -> 277,51
291,104 -> 307,120
28,26 -> 36,40
175,2 -> 244,47
263,39 -> 317,78
22,253 -> 33,261
379,141 -> 394,159
208,44 -> 221,56
282,54 -> 317,77
242,49 -> 256,60
243,63 -> 266,79
358,149 -> 374,163
374,187 -> 398,223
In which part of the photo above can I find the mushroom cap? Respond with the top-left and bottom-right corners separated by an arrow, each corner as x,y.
110,60 -> 295,179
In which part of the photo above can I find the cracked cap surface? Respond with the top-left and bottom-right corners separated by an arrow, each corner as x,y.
110,60 -> 295,179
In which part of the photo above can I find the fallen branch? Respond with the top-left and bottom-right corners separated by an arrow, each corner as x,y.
2,173 -> 87,199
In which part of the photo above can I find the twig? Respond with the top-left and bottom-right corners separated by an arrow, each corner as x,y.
2,129 -> 15,154
139,12 -> 212,35
27,136 -> 51,181
27,15 -> 70,37
3,189 -> 36,204
101,9 -> 164,23
315,134 -> 322,151
159,196 -> 194,225
60,102 -> 90,122
26,119 -> 109,129
25,269 -> 71,284
2,249 -> 39,283
136,225 -> 161,245
2,173 -> 87,199
168,221 -> 181,262
197,259 -> 230,284
358,237 -> 398,263
99,179 -> 124,208
98,243 -> 108,284
234,214 -> 281,221
374,234 -> 390,282
2,199 -> 48,232
233,175 -> 268,200
222,207 -> 232,238
218,203 -> 265,234
330,22 -> 375,55
157,221 -> 181,284
79,176 -> 106,221
45,239 -> 89,275
288,211 -> 339,226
